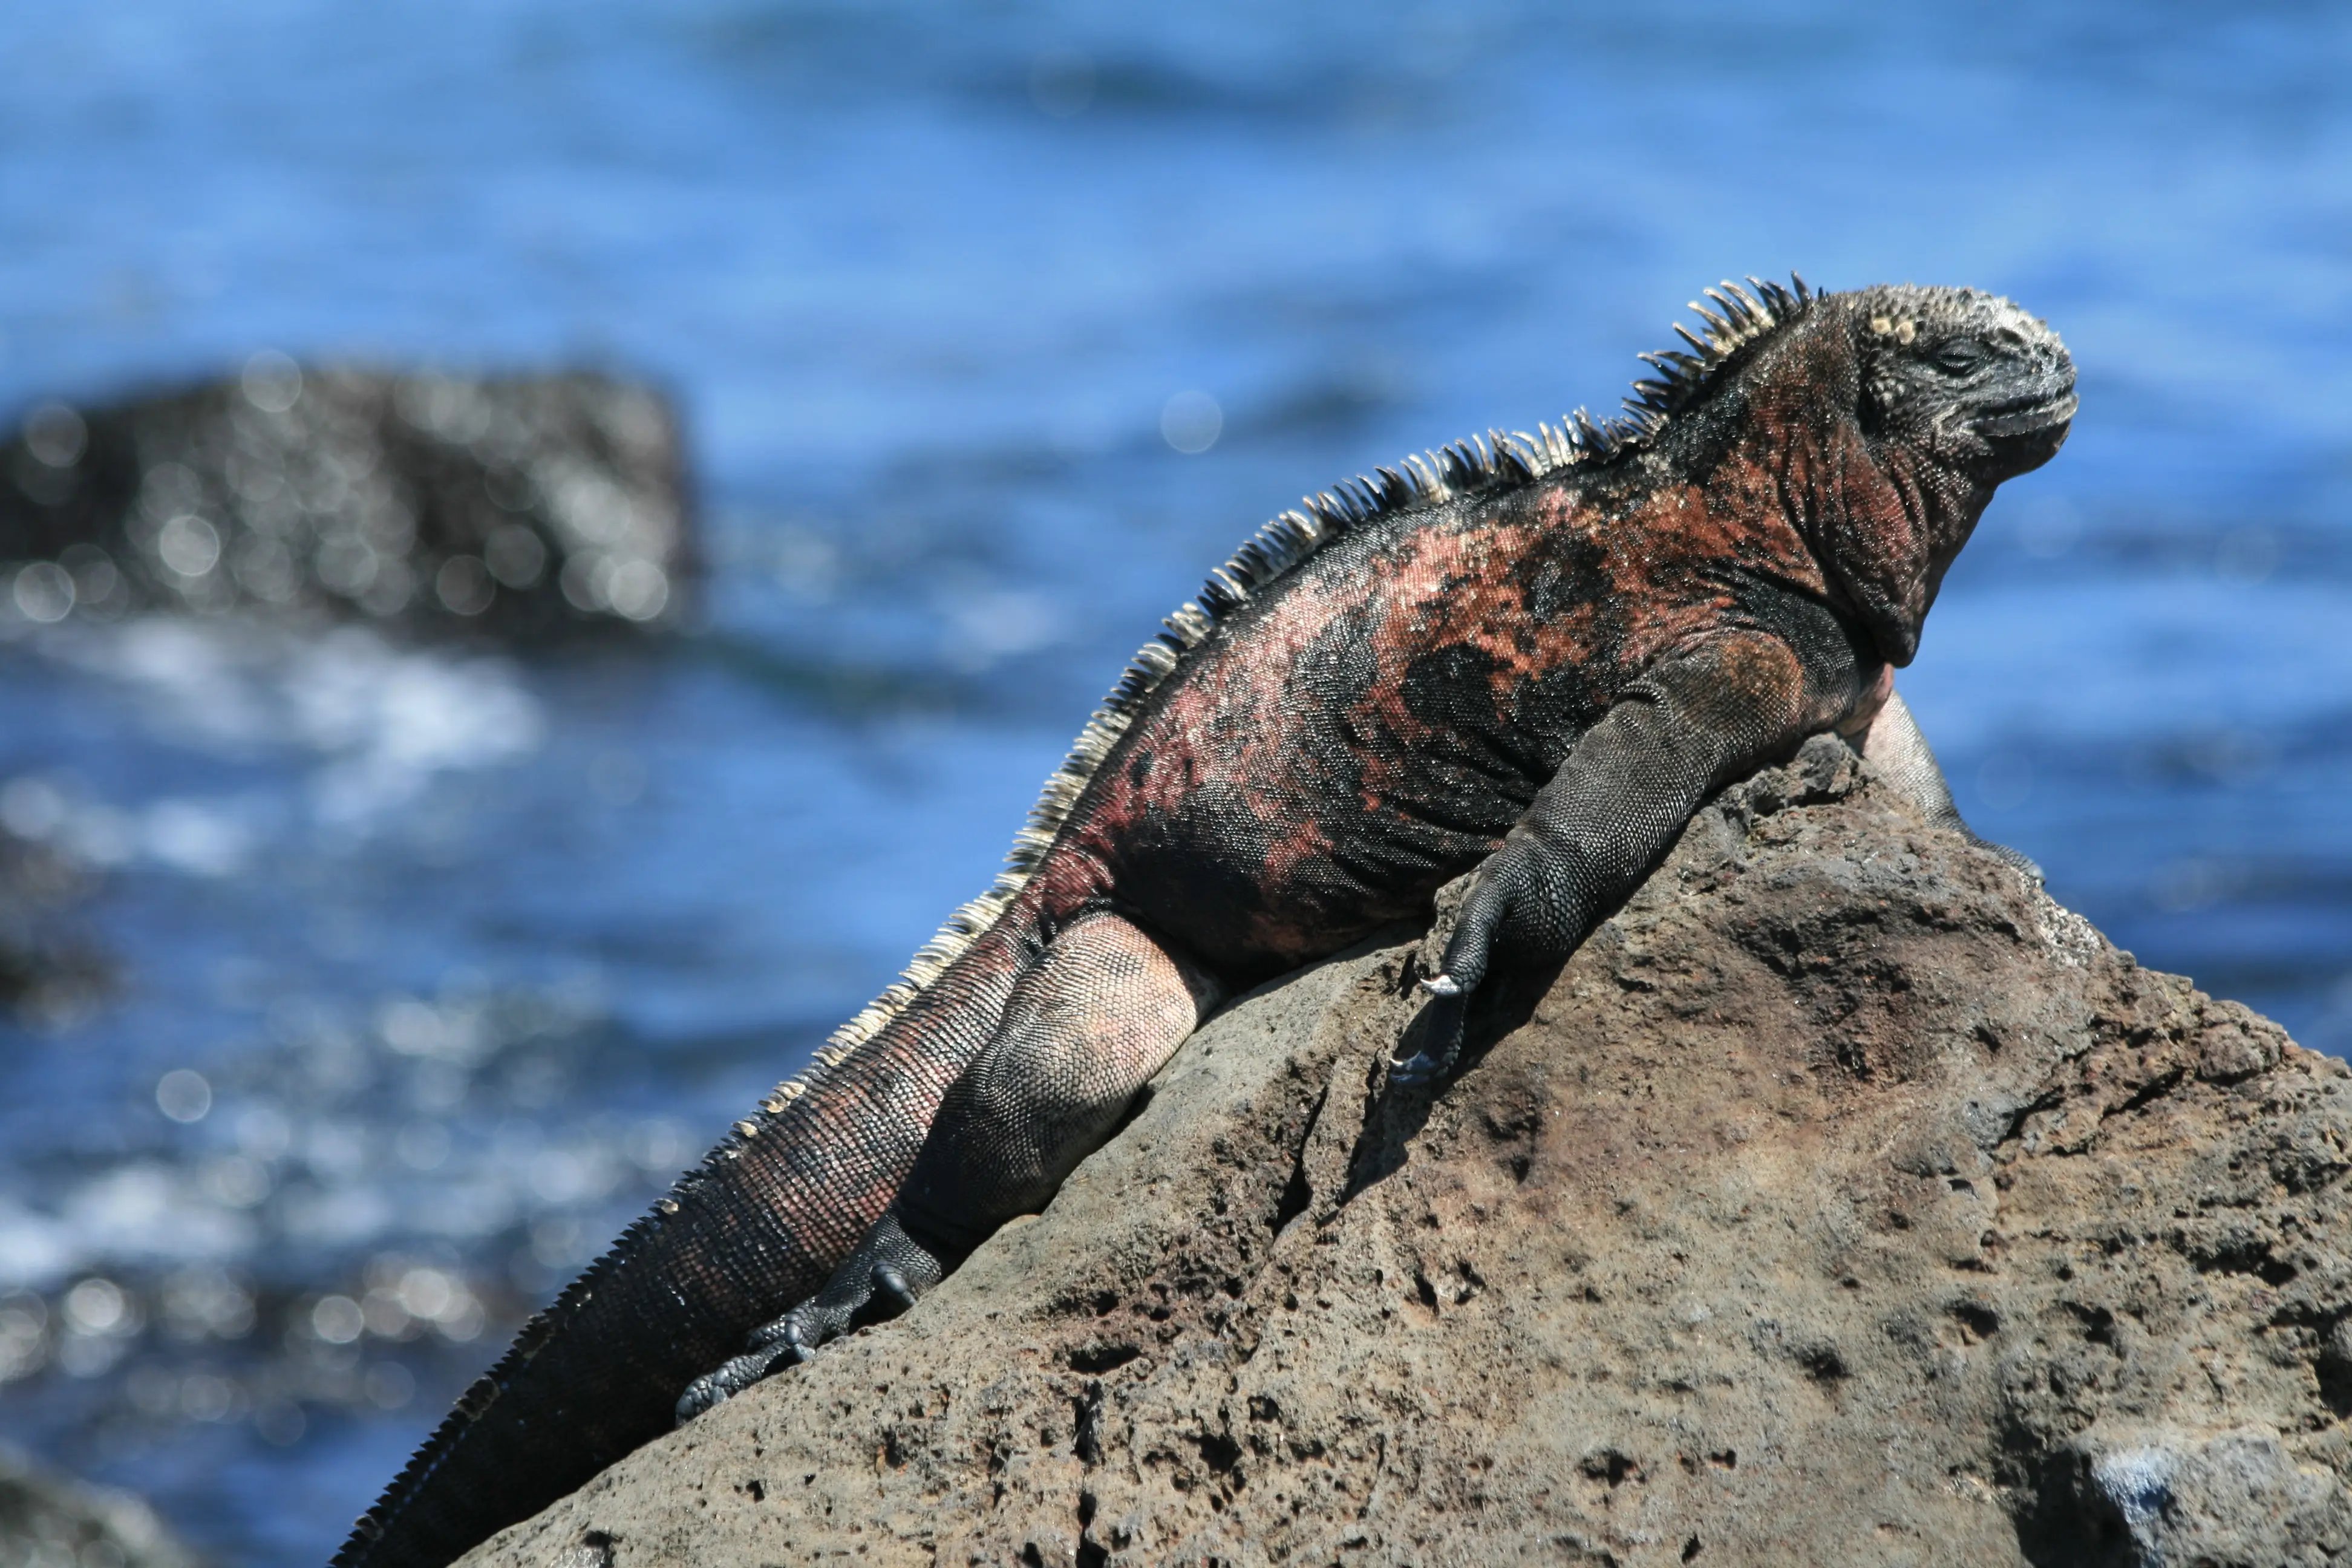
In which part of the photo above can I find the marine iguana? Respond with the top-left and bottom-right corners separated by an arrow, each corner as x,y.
333,276 -> 2074,1567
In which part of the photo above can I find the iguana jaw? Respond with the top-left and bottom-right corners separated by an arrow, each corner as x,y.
1973,389 -> 2077,440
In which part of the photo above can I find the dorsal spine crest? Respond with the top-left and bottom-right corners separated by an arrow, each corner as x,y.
718,271 -> 1820,1155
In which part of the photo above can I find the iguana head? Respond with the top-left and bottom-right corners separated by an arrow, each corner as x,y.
1847,286 -> 2076,472
1641,278 -> 2074,667
1815,283 -> 2075,664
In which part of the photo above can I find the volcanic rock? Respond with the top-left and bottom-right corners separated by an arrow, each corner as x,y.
460,736 -> 2352,1567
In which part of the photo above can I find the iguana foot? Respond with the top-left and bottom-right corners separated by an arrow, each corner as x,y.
675,1339 -> 794,1423
673,1210 -> 947,1424
1388,978 -> 1468,1086
770,1211 -> 946,1356
1385,1051 -> 1448,1087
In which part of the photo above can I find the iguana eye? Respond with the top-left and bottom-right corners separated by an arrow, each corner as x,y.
1930,340 -> 1985,375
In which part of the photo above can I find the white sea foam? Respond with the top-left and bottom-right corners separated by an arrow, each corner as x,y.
15,615 -> 546,851
0,1165 -> 273,1289
0,1198 -> 79,1287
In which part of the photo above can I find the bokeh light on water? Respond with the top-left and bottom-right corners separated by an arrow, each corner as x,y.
2,2 -> 2351,1563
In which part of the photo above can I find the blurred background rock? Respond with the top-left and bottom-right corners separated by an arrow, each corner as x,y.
1,368 -> 689,636
0,4 -> 2348,1564
0,826 -> 105,1028
0,1446 -> 202,1568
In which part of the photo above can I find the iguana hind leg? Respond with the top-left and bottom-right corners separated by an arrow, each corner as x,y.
677,909 -> 1220,1420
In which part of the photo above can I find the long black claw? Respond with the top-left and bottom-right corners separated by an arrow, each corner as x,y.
1390,977 -> 1468,1086
874,1266 -> 918,1312
1387,1049 -> 1448,1086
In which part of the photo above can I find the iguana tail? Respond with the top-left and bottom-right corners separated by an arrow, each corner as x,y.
328,902 -> 1042,1568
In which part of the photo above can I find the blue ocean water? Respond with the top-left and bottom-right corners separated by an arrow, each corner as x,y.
1,3 -> 2349,1561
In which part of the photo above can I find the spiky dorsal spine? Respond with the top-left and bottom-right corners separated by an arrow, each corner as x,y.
725,271 -> 1817,1139
1625,273 -> 1814,424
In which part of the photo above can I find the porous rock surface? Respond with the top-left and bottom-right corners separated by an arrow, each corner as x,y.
1,367 -> 688,636
463,737 -> 2352,1567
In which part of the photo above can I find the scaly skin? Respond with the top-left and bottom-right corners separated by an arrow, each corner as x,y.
336,278 -> 2074,1567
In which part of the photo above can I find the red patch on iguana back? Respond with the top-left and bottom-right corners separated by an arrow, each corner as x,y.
1031,463 -> 1838,972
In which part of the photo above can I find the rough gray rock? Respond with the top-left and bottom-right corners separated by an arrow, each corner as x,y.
0,1446 -> 202,1568
1,367 -> 690,636
459,737 -> 2352,1567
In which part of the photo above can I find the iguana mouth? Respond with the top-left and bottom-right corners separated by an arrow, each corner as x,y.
1973,391 -> 2077,438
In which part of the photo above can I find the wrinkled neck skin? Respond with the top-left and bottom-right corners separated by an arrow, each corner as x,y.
1712,321 -> 1986,668
1809,421 -> 1987,667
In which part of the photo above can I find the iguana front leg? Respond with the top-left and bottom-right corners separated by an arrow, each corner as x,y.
678,909 -> 1220,1419
1394,627 -> 1856,1084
